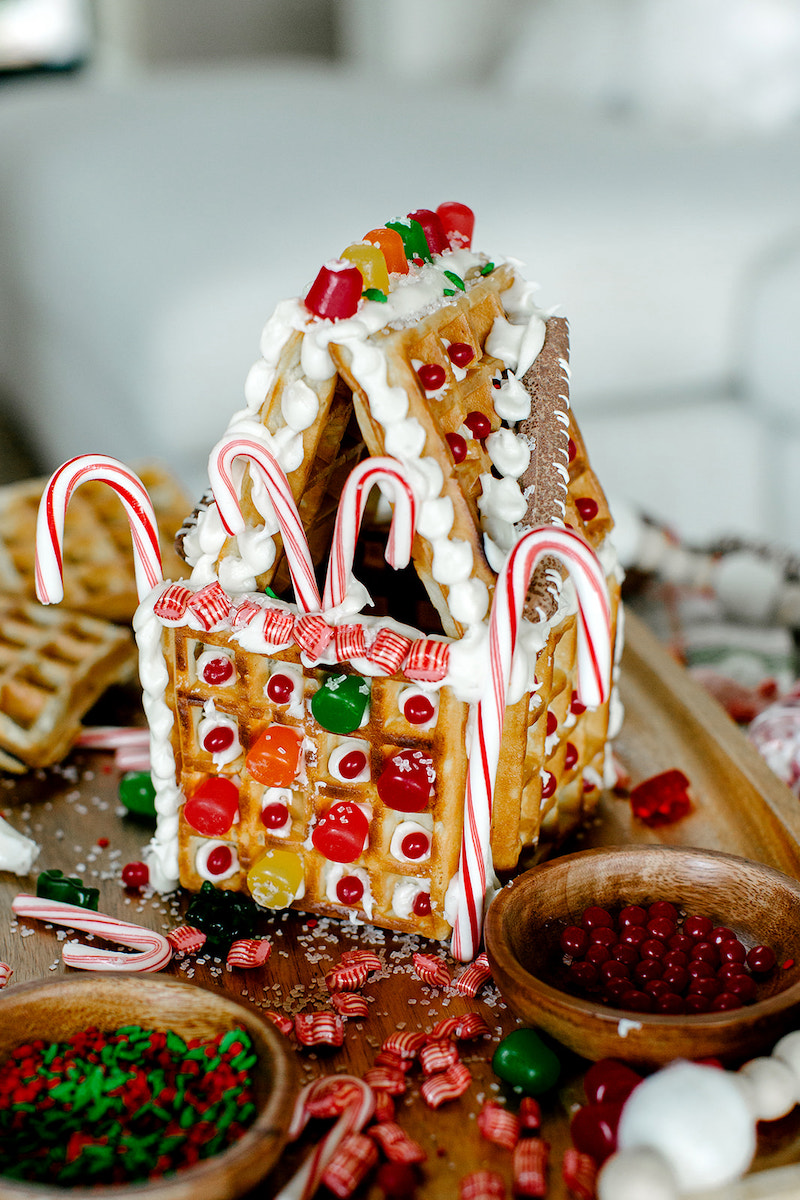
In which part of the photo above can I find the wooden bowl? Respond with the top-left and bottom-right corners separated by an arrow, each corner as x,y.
0,973 -> 297,1200
484,845 -> 800,1068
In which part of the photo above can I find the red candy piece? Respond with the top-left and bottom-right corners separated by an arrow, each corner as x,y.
336,874 -> 365,905
436,201 -> 474,250
576,497 -> 599,522
570,1102 -> 623,1164
206,844 -> 234,876
261,801 -> 290,830
584,1060 -> 642,1106
407,208 -> 448,255
337,749 -> 369,780
400,831 -> 430,860
402,693 -> 436,725
446,433 -> 467,463
184,776 -> 239,836
447,342 -> 474,368
412,891 -> 431,917
377,750 -> 435,813
246,725 -> 302,787
564,742 -> 579,770
582,906 -> 614,931
305,261 -> 363,320
418,363 -> 446,391
464,411 -> 491,440
312,801 -> 369,862
629,769 -> 692,827
748,944 -> 777,973
202,725 -> 235,754
201,655 -> 234,685
267,673 -> 296,704
560,925 -> 590,957
121,860 -> 149,890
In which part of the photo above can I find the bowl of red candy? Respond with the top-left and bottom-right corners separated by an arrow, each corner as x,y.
484,844 -> 800,1067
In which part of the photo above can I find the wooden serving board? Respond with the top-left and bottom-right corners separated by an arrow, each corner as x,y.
2,608 -> 800,1198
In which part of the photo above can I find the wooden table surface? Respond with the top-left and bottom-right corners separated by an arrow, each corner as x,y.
3,609 -> 800,1198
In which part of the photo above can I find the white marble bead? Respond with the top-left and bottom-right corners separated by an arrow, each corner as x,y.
738,1056 -> 798,1121
597,1147 -> 679,1200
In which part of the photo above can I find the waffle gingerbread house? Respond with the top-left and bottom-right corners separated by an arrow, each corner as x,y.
35,205 -> 623,959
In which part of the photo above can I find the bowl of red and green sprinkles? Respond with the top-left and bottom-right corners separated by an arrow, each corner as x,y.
0,973 -> 297,1200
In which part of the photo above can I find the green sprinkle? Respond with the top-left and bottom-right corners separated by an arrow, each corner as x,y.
443,270 -> 466,291
480,261 -> 496,275
362,287 -> 388,303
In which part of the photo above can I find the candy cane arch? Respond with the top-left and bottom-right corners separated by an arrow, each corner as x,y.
451,526 -> 612,961
322,457 -> 417,613
12,894 -> 172,972
35,455 -> 163,605
275,1075 -> 375,1200
209,435 -> 321,614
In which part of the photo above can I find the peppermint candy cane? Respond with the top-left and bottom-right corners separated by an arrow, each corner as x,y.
451,526 -> 611,961
35,455 -> 163,605
209,435 -> 321,613
11,894 -> 172,973
322,457 -> 416,613
275,1074 -> 375,1200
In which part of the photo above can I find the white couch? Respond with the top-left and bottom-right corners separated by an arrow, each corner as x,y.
1,63 -> 799,549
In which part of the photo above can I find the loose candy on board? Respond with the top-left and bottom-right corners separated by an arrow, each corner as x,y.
491,1027 -> 561,1097
185,879 -> 261,948
12,893 -> 171,972
118,770 -> 158,818
36,868 -> 99,911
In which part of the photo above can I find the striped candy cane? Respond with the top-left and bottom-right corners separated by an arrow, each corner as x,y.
275,1074 -> 375,1200
451,525 -> 611,961
209,435 -> 321,614
12,894 -> 172,972
322,457 -> 416,613
35,455 -> 163,605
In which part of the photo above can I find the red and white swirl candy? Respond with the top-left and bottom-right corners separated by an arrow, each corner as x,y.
322,457 -> 417,613
12,894 -> 172,972
208,434 -> 321,614
451,525 -> 611,961
35,455 -> 163,605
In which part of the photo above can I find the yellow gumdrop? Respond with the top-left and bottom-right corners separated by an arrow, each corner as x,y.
247,848 -> 304,909
341,243 -> 390,294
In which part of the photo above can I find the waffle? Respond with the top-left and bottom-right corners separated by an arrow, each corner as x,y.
0,596 -> 136,768
0,463 -> 191,624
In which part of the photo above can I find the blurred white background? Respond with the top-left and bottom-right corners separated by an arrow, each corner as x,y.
1,0 -> 800,552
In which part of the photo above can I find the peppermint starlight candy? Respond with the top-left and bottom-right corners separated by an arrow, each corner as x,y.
330,992 -> 370,1019
412,951 -> 451,988
451,524 -> 611,962
294,1013 -> 345,1048
419,1039 -> 460,1076
477,1101 -> 520,1150
452,952 -> 492,996
0,963 -> 12,989
209,434 -> 321,614
226,937 -> 272,968
362,1066 -> 407,1095
12,893 -> 172,972
35,455 -> 163,605
320,1133 -> 378,1200
420,1061 -> 471,1108
369,1122 -> 427,1164
166,924 -> 207,954
322,457 -> 417,613
513,1137 -> 550,1198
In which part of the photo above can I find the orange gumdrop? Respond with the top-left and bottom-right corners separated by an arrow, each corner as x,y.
246,725 -> 303,787
363,227 -> 408,275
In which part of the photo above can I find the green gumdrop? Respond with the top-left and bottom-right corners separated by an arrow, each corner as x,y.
491,1027 -> 561,1096
119,771 -> 157,818
385,218 -> 432,263
311,673 -> 370,735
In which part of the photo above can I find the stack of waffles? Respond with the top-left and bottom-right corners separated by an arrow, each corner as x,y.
0,464 -> 190,770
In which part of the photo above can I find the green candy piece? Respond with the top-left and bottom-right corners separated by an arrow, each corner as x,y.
385,218 -> 432,263
119,771 -> 157,818
311,673 -> 370,735
491,1027 -> 561,1096
36,868 -> 99,911
443,270 -> 466,291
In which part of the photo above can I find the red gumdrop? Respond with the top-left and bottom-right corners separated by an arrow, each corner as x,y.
584,1059 -> 642,1106
407,209 -> 448,255
630,769 -> 692,827
305,261 -> 363,320
184,777 -> 240,836
312,801 -> 369,863
436,201 -> 475,250
336,874 -> 365,905
447,342 -> 474,368
570,1101 -> 623,1164
377,750 -> 435,813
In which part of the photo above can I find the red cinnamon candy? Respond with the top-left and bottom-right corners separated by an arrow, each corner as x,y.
629,768 -> 693,827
